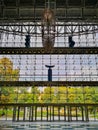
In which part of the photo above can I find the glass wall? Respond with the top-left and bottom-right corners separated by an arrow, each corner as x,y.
0,54 -> 98,81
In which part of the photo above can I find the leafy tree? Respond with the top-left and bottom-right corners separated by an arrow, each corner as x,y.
31,86 -> 40,103
0,57 -> 19,103
0,57 -> 40,104
52,87 -> 68,103
40,87 -> 54,103
0,57 -> 19,81
18,86 -> 40,103
41,86 -> 98,104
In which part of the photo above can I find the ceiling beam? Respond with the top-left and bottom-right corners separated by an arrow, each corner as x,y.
0,47 -> 98,54
0,81 -> 98,87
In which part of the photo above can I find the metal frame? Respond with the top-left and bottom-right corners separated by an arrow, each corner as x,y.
0,81 -> 98,87
0,0 -> 98,22
0,47 -> 98,54
0,22 -> 98,36
0,0 -> 98,123
0,103 -> 98,122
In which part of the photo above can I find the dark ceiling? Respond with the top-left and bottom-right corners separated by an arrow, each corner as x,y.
0,0 -> 98,22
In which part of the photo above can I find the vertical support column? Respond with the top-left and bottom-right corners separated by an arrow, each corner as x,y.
5,106 -> 8,121
17,106 -> 20,121
47,106 -> 48,121
76,107 -> 78,121
68,106 -> 72,121
70,106 -> 72,121
68,106 -> 70,121
35,106 -> 37,121
81,106 -> 84,121
31,106 -> 34,121
23,107 -> 26,121
29,107 -> 31,121
41,106 -> 43,121
50,105 -> 51,121
58,106 -> 60,121
64,106 -> 66,121
53,106 -> 54,121
67,106 -> 69,121
85,106 -> 89,121
13,106 -> 16,121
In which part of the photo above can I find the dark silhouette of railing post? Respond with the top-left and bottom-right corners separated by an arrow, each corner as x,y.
45,65 -> 54,81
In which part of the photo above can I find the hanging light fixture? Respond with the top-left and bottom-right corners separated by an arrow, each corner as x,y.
41,1 -> 55,51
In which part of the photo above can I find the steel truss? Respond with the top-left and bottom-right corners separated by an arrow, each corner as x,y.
0,22 -> 98,36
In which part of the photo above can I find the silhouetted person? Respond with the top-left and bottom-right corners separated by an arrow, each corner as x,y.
68,36 -> 75,47
25,34 -> 30,47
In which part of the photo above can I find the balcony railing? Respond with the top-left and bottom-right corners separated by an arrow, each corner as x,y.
0,103 -> 98,122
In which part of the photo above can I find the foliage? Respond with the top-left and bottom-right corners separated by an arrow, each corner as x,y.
0,57 -> 19,81
17,87 -> 40,103
0,57 -> 19,103
40,86 -> 98,104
